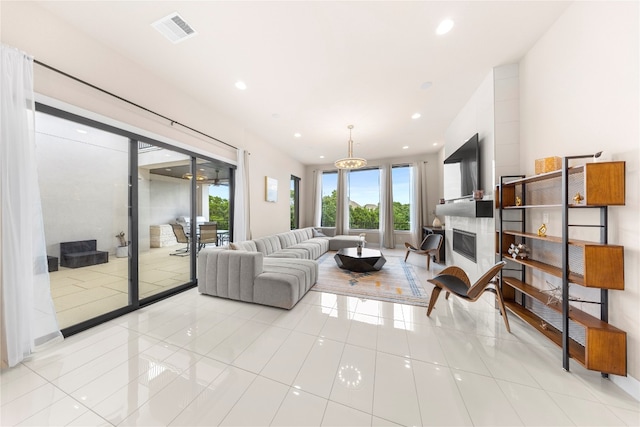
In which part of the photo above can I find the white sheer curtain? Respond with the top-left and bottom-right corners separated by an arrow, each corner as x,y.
233,149 -> 251,241
410,161 -> 428,246
335,169 -> 348,235
311,170 -> 322,227
1,45 -> 62,368
379,164 -> 395,248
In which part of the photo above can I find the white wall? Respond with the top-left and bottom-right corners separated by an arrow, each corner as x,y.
442,71 -> 496,280
519,1 -> 639,393
445,71 -> 495,198
1,1 -> 306,242
35,115 -> 129,257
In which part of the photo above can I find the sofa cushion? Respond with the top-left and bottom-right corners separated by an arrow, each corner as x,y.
289,241 -> 324,260
307,237 -> 330,253
276,232 -> 298,249
293,228 -> 314,243
329,235 -> 363,251
253,235 -> 283,255
230,240 -> 258,252
312,228 -> 327,237
197,249 -> 263,302
255,258 -> 319,309
266,248 -> 309,258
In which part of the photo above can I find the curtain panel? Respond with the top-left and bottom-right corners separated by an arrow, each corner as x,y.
379,164 -> 395,248
1,45 -> 62,367
410,161 -> 428,246
311,170 -> 322,227
233,149 -> 251,241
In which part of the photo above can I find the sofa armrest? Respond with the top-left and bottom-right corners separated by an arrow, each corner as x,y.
198,249 -> 264,302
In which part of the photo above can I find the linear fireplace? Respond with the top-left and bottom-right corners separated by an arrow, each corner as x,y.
453,229 -> 477,262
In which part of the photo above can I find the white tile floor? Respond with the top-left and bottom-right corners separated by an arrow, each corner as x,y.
50,246 -> 192,329
3,252 -> 639,426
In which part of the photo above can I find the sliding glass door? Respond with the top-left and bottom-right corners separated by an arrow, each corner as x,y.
35,111 -> 131,330
35,105 -> 234,335
138,143 -> 194,300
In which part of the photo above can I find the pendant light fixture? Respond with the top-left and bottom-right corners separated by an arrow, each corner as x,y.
335,125 -> 367,169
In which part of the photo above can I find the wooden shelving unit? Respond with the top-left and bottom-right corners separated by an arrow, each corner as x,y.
497,160 -> 626,376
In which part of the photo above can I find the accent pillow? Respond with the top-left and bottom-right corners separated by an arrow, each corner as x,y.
312,228 -> 327,237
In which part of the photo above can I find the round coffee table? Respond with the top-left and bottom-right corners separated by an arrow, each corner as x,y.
334,247 -> 386,272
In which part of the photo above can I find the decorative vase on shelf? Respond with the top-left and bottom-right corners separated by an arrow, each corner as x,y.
432,216 -> 442,228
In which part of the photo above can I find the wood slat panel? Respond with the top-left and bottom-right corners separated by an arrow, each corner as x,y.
585,162 -> 625,206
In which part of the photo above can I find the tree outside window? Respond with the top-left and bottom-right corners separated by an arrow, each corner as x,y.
348,168 -> 380,229
209,185 -> 230,229
321,171 -> 337,227
392,165 -> 412,230
290,175 -> 300,229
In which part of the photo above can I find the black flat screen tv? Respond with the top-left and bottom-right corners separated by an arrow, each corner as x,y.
443,133 -> 480,201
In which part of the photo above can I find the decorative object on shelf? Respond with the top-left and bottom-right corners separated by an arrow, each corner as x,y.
573,192 -> 584,204
356,233 -> 366,255
537,223 -> 547,237
115,231 -> 128,258
540,321 -> 548,331
508,243 -> 529,259
335,125 -> 367,169
432,216 -> 442,227
535,156 -> 562,174
472,189 -> 484,200
515,196 -> 522,206
439,198 -> 445,204
115,231 -> 127,247
265,176 -> 278,202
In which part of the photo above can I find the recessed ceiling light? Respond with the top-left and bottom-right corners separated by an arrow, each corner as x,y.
235,81 -> 247,90
320,155 -> 325,159
436,19 -> 454,35
294,133 -> 301,138
420,81 -> 433,90
411,113 -> 421,119
76,129 -> 87,134
402,146 -> 409,150
199,168 -> 205,171
433,142 -> 438,146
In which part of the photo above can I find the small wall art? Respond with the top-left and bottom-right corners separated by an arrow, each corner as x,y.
265,176 -> 278,202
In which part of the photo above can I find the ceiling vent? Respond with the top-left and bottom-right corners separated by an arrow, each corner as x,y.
152,12 -> 197,44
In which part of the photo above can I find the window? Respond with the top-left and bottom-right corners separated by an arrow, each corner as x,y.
208,169 -> 231,231
348,168 -> 380,230
290,175 -> 300,229
392,165 -> 412,230
321,171 -> 337,227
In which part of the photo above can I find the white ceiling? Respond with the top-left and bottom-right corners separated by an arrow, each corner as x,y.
36,1 -> 570,165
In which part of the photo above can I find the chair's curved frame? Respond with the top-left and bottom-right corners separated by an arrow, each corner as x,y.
404,233 -> 443,270
170,223 -> 190,256
426,261 -> 510,332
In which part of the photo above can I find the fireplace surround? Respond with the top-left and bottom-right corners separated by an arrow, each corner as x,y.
453,228 -> 477,262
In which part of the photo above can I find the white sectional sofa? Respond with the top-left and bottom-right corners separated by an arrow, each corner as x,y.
197,227 -> 363,309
